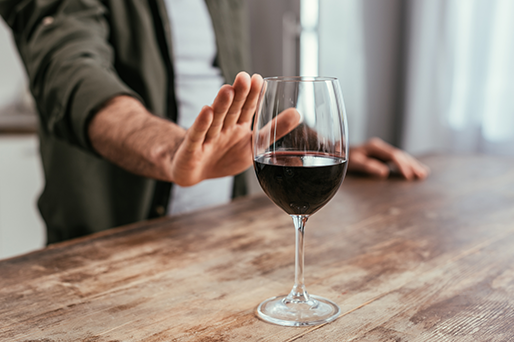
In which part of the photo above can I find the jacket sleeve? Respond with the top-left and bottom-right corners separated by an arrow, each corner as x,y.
0,0 -> 140,152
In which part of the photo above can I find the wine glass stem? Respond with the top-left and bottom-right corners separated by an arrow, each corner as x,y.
287,215 -> 310,303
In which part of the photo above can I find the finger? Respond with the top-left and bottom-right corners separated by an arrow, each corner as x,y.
365,138 -> 398,160
405,153 -> 430,179
257,108 -> 301,147
238,74 -> 264,124
365,138 -> 415,180
223,72 -> 252,128
391,152 -> 415,180
274,108 -> 301,138
382,144 -> 429,180
205,85 -> 234,141
183,106 -> 214,152
416,164 -> 431,179
349,151 -> 390,179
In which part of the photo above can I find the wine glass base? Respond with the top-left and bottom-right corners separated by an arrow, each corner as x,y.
256,294 -> 341,327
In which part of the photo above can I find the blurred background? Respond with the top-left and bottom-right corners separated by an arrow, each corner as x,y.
1,0 -> 513,258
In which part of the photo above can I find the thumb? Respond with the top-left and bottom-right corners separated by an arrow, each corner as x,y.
349,151 -> 390,178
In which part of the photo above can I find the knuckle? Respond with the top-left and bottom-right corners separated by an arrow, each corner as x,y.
368,137 -> 382,146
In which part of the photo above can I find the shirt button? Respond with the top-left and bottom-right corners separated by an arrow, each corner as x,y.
42,16 -> 54,26
155,206 -> 165,216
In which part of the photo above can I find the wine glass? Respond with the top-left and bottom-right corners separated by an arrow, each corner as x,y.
252,76 -> 348,327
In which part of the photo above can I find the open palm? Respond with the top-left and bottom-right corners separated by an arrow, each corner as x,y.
169,72 -> 302,187
169,72 -> 261,186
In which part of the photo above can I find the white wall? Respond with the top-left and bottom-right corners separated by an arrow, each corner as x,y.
319,0 -> 407,146
319,0 -> 367,145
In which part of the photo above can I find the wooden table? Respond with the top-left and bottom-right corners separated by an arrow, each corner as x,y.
1,155 -> 514,341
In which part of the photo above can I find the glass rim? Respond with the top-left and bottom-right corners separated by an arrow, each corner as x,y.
263,76 -> 338,83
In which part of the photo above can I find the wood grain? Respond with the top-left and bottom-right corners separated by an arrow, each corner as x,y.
1,155 -> 514,341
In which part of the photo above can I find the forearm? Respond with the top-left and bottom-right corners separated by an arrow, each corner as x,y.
88,96 -> 185,182
89,72 -> 263,187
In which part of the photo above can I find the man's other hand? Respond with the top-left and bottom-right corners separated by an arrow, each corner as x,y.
348,138 -> 430,180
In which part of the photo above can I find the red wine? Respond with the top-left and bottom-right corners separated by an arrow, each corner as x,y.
254,152 -> 347,215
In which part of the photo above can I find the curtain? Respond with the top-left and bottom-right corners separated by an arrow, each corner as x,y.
319,0 -> 407,147
319,0 -> 514,156
319,0 -> 368,145
402,0 -> 514,156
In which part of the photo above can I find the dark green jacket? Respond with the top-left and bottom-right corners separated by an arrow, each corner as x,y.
0,0 -> 250,243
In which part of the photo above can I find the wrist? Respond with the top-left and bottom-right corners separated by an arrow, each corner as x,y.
88,95 -> 186,181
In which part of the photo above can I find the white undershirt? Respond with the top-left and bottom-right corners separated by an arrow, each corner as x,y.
165,0 -> 233,215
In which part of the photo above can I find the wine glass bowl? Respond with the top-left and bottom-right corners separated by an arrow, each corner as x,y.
252,76 -> 348,326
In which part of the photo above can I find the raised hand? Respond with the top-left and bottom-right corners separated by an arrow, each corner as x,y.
169,72 -> 263,186
88,71 -> 302,186
170,73 -> 303,186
